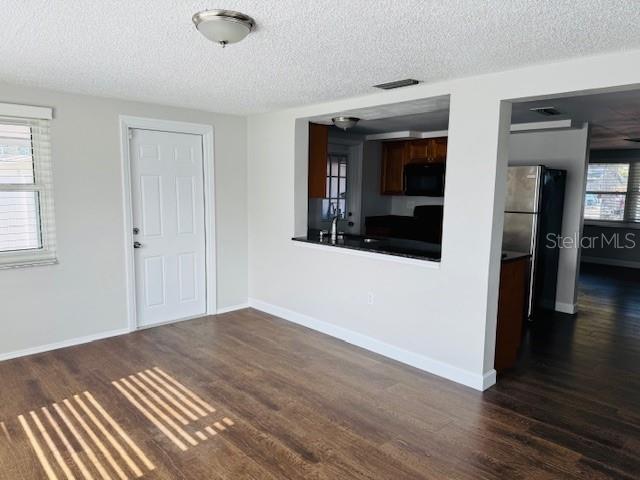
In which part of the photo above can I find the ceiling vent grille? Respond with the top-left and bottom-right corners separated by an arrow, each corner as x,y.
373,79 -> 420,90
529,106 -> 562,116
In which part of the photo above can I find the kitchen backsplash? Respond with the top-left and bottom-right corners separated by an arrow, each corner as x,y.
390,196 -> 444,215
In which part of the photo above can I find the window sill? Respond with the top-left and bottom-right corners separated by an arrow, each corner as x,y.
584,220 -> 640,230
0,253 -> 58,270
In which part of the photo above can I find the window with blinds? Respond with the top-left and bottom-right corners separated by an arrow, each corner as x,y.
627,162 -> 640,222
584,162 -> 640,223
0,116 -> 56,268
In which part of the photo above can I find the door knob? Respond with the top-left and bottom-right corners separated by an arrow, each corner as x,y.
133,241 -> 143,249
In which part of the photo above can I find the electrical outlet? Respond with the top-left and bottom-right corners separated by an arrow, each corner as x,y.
367,292 -> 375,305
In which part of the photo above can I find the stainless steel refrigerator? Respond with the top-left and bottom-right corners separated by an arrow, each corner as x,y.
503,166 -> 566,317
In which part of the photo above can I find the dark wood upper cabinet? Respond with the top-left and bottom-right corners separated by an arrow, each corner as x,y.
381,137 -> 447,195
308,123 -> 329,198
432,137 -> 448,163
407,139 -> 431,164
381,141 -> 408,195
406,137 -> 447,164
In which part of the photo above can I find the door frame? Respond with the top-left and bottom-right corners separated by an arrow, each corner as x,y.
119,115 -> 217,331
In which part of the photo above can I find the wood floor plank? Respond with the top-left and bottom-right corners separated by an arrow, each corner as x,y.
1,263 -> 639,479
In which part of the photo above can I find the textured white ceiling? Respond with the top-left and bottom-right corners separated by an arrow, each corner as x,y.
348,110 -> 450,135
513,89 -> 640,149
2,1 -> 640,115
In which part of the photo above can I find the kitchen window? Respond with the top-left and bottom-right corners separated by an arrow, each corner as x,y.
321,153 -> 348,220
0,111 -> 56,268
584,162 -> 640,223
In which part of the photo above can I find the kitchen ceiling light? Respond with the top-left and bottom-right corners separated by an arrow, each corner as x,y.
332,116 -> 360,130
192,9 -> 255,47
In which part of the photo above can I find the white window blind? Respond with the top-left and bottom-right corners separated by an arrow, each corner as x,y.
0,116 -> 56,268
627,162 -> 640,222
584,162 -> 640,223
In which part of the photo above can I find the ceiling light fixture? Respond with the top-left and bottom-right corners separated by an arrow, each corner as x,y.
332,116 -> 360,130
192,9 -> 255,47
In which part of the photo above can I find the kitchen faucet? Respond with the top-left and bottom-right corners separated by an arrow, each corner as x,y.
330,207 -> 342,241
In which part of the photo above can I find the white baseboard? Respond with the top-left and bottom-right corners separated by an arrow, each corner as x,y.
0,327 -> 131,363
248,298 -> 495,391
216,303 -> 249,314
554,301 -> 577,315
482,370 -> 497,390
581,256 -> 640,269
0,304 -> 250,363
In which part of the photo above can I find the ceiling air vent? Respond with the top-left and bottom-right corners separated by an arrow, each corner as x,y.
529,106 -> 562,116
373,79 -> 420,90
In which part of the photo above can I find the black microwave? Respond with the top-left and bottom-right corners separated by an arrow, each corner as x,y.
404,163 -> 445,196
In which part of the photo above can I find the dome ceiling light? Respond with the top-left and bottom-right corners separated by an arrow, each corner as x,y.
192,9 -> 255,47
332,116 -> 360,130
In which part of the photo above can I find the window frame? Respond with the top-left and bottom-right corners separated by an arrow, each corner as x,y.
583,162 -> 636,224
0,105 -> 56,269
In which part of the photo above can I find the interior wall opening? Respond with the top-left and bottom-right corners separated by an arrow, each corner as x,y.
493,87 -> 640,380
296,95 -> 451,263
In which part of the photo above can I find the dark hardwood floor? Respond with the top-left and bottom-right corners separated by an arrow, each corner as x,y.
1,263 -> 639,479
492,263 -> 640,480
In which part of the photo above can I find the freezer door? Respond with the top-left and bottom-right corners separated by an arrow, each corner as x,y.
505,166 -> 542,213
503,212 -> 537,254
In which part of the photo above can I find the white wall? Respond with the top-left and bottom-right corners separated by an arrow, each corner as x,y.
249,91 -> 511,391
248,49 -> 640,391
508,126 -> 590,314
582,224 -> 640,268
0,83 -> 247,359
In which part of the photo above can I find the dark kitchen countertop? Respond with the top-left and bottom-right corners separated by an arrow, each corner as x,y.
292,231 -> 442,262
293,231 -> 531,264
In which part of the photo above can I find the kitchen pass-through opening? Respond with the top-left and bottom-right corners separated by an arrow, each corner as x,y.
299,95 -> 451,262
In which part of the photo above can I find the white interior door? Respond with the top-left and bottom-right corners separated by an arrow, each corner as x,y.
130,128 -> 206,327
